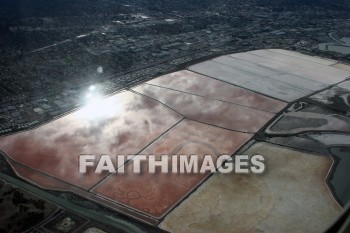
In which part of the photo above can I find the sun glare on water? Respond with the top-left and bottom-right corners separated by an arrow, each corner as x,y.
75,86 -> 121,120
